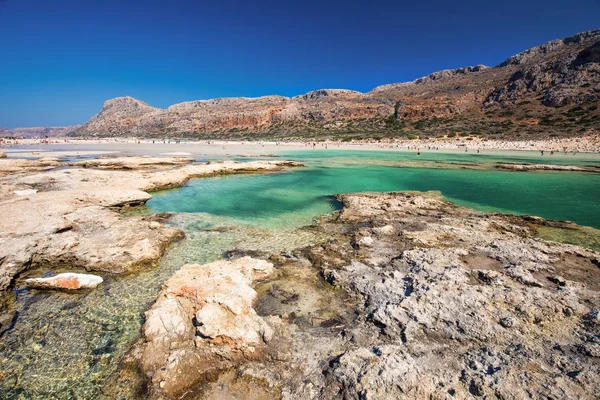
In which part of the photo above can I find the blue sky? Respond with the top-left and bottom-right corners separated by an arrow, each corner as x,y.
0,0 -> 598,127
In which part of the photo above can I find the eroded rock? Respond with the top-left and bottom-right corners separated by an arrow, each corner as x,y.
138,257 -> 275,398
25,273 -> 103,290
131,191 -> 600,399
0,158 -> 302,291
69,156 -> 194,170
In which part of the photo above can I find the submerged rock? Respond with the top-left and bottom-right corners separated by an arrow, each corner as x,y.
25,273 -> 104,290
495,163 -> 600,173
0,156 -> 302,357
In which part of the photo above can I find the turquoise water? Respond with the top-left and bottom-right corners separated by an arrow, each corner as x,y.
0,212 -> 328,399
3,148 -> 600,398
280,148 -> 600,167
148,150 -> 600,229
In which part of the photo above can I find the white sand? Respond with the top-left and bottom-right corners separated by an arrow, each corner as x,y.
1,149 -> 120,158
2,135 -> 599,160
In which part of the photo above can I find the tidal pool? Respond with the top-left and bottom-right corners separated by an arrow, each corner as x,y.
0,213 -> 328,399
1,148 -> 600,398
148,150 -> 600,229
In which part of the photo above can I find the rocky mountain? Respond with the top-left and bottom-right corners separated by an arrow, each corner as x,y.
0,126 -> 79,138
72,29 -> 600,140
75,89 -> 394,138
487,30 -> 600,108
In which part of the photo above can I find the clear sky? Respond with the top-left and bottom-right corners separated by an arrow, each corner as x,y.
0,0 -> 599,127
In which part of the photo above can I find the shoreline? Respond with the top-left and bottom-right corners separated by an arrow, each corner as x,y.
0,156 -> 303,298
1,136 -> 600,160
2,134 -> 600,152
127,191 -> 600,398
1,150 -> 599,397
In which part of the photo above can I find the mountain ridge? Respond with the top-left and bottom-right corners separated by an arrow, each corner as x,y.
0,126 -> 80,138
7,29 -> 599,140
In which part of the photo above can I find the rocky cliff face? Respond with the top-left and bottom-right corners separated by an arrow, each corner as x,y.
486,32 -> 600,108
75,89 -> 394,137
72,29 -> 600,139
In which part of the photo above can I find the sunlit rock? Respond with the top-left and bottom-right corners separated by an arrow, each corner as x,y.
25,273 -> 104,290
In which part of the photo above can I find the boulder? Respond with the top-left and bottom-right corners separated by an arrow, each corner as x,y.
25,273 -> 103,290
13,189 -> 37,196
138,257 -> 275,398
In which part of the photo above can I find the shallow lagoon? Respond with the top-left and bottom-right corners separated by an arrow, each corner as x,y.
149,149 -> 600,229
2,148 -> 600,398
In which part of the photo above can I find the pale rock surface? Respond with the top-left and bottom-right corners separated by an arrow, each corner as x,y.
0,157 -> 301,290
127,191 -> 600,399
138,257 -> 275,398
0,158 -> 62,175
0,157 -> 301,334
357,236 -> 374,247
13,189 -> 37,196
25,273 -> 103,290
70,156 -> 194,169
309,192 -> 600,399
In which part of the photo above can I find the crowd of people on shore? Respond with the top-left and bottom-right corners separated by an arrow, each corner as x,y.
1,135 -> 599,154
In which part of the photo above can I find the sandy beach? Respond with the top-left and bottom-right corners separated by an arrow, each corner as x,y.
1,134 -> 600,160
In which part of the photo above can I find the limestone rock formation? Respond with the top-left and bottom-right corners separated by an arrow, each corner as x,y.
126,191 -> 600,399
70,29 -> 600,139
371,64 -> 489,92
486,32 -> 600,107
69,156 -> 194,169
313,192 -> 600,398
0,157 -> 302,334
0,157 -> 62,175
138,257 -> 275,398
0,157 -> 303,287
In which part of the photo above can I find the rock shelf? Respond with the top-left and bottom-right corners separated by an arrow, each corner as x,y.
128,191 -> 600,399
0,157 -> 303,333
